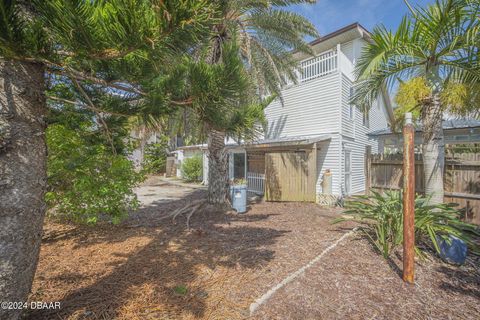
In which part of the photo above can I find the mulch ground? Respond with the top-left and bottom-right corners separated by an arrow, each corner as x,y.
253,237 -> 480,320
26,179 -> 480,319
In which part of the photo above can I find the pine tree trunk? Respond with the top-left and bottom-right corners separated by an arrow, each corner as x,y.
207,128 -> 228,204
0,59 -> 47,320
421,92 -> 445,206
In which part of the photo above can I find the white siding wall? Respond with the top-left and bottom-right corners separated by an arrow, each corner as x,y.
341,76 -> 354,138
341,74 -> 390,195
261,37 -> 391,198
175,150 -> 184,178
263,65 -> 344,197
264,72 -> 341,138
316,134 -> 342,195
341,41 -> 354,63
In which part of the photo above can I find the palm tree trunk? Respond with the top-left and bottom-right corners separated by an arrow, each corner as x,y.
421,92 -> 445,205
0,59 -> 47,320
204,27 -> 230,205
207,127 -> 229,204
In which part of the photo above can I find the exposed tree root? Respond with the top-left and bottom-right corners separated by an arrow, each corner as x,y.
160,199 -> 232,229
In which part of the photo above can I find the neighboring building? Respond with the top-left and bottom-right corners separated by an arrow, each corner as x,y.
172,144 -> 209,184
175,23 -> 395,202
129,132 -> 159,170
369,119 -> 480,153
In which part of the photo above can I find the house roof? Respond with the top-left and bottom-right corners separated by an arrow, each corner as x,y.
175,135 -> 332,152
232,135 -> 332,149
309,22 -> 371,47
368,119 -> 480,136
294,22 -> 370,61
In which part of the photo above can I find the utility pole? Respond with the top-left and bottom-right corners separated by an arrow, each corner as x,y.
403,112 -> 415,284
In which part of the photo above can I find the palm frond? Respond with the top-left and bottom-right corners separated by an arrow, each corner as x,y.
354,0 -> 479,115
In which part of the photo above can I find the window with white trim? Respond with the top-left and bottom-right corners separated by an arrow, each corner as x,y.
349,87 -> 355,120
363,108 -> 370,128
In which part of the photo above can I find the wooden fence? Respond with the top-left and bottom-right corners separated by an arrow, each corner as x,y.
366,152 -> 480,225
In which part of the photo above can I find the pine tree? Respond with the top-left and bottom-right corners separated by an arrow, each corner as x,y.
0,2 -> 215,318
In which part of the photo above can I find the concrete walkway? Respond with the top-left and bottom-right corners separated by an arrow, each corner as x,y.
134,176 -> 206,207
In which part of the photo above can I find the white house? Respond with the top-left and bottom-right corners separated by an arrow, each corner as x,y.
175,23 -> 395,202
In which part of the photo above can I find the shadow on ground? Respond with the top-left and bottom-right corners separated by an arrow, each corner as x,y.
28,189 -> 288,319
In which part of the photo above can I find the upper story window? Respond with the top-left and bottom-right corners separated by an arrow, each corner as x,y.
349,87 -> 355,120
363,109 -> 370,128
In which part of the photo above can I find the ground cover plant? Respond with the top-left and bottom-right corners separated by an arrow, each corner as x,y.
335,191 -> 480,258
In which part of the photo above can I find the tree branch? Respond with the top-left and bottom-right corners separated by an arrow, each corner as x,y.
170,98 -> 193,106
67,73 -> 118,154
46,95 -> 132,117
51,67 -> 146,96
17,56 -> 146,96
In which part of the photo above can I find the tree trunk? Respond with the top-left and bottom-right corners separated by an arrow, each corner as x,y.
421,92 -> 445,206
207,128 -> 228,204
0,59 -> 47,320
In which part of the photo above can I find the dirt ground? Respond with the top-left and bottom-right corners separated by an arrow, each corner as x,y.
27,177 -> 480,319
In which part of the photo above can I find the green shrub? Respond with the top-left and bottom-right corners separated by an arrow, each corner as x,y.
334,191 -> 479,258
142,137 -> 169,174
181,155 -> 203,182
46,124 -> 144,224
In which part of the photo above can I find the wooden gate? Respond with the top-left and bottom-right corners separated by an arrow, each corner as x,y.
265,150 -> 316,202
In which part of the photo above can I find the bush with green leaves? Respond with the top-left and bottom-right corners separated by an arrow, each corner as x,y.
181,155 -> 203,182
46,124 -> 144,224
334,191 -> 479,259
142,136 -> 169,174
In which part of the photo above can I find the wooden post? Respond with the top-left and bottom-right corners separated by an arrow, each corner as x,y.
403,112 -> 415,284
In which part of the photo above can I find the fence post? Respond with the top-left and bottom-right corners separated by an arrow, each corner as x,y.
403,112 -> 415,284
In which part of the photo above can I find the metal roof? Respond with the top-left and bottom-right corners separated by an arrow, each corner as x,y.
368,119 -> 480,136
176,135 -> 332,151
308,22 -> 370,47
232,135 -> 332,149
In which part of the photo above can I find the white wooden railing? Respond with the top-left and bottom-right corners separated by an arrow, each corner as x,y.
247,172 -> 265,195
284,49 -> 338,86
300,49 -> 338,82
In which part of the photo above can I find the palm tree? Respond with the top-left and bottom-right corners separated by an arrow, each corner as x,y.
201,0 -> 319,204
354,0 -> 480,205
0,1 -> 214,318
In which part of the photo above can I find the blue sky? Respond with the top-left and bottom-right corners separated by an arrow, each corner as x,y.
290,0 -> 434,38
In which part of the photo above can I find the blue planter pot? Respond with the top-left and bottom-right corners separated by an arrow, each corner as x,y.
437,235 -> 467,265
230,185 -> 247,213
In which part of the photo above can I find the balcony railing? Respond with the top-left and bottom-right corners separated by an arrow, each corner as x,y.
300,49 -> 338,82
284,49 -> 338,86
